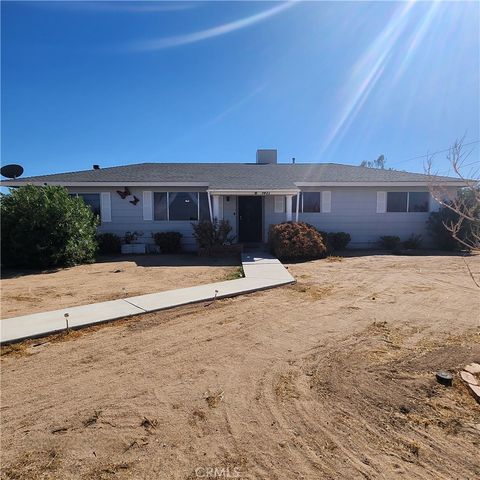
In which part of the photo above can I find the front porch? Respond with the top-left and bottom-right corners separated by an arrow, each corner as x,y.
207,190 -> 300,243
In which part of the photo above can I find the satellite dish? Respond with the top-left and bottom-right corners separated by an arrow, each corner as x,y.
1,164 -> 24,179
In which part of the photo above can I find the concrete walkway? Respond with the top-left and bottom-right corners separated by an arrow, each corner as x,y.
0,253 -> 294,344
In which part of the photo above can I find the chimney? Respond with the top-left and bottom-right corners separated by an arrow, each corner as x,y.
93,164 -> 100,170
256,149 -> 277,164
292,157 -> 296,164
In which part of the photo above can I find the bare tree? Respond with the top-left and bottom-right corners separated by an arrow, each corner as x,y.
425,136 -> 480,251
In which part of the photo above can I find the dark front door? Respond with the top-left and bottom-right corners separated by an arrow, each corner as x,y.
238,196 -> 263,243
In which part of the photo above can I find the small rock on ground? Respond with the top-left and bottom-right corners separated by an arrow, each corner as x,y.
460,371 -> 479,386
464,363 -> 480,375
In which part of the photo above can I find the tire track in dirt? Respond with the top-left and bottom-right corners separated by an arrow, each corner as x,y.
254,325 -> 480,479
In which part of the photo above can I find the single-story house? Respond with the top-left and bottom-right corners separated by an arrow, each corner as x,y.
1,150 -> 464,250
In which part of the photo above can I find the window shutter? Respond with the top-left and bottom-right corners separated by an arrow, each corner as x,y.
376,191 -> 387,213
321,191 -> 331,213
100,192 -> 111,222
217,196 -> 224,220
143,191 -> 153,221
274,195 -> 285,213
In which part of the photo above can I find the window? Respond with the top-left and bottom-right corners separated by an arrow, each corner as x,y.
302,192 -> 321,213
153,191 -> 210,221
291,192 -> 322,213
154,192 -> 168,220
70,193 -> 101,217
387,192 -> 408,212
169,192 -> 199,221
408,192 -> 429,212
386,192 -> 429,213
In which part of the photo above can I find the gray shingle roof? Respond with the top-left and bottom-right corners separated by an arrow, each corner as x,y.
2,163 -> 460,189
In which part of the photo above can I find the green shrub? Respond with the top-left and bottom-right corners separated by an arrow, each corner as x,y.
402,234 -> 423,250
427,195 -> 479,251
1,185 -> 98,268
379,235 -> 401,251
427,209 -> 459,250
192,220 -> 235,248
327,232 -> 351,251
153,231 -> 183,253
268,222 -> 327,261
96,233 -> 122,254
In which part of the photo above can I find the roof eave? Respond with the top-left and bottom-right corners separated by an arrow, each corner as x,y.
0,181 -> 211,187
1,179 -> 466,189
295,181 -> 465,187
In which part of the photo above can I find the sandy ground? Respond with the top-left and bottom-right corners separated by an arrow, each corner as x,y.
0,255 -> 239,319
1,253 -> 479,480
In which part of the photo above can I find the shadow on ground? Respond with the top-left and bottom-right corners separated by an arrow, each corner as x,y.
1,254 -> 240,279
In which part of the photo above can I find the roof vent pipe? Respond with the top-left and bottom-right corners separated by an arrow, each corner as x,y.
256,149 -> 277,164
93,164 -> 100,170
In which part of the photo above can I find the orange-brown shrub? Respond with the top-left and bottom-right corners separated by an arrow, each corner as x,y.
268,222 -> 327,261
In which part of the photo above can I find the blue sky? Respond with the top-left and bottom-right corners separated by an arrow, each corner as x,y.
1,0 -> 479,178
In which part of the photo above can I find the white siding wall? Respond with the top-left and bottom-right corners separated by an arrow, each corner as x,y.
264,186 -> 457,248
68,186 -> 208,251
264,196 -> 288,240
69,185 -> 457,250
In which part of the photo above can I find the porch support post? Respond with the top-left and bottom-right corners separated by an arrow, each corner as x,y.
285,195 -> 293,222
295,192 -> 300,222
207,191 -> 213,221
212,195 -> 220,221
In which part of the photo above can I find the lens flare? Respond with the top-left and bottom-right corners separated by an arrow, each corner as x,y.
319,1 -> 416,156
393,1 -> 440,84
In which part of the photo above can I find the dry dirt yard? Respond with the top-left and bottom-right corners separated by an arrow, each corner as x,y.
0,255 -> 239,319
1,253 -> 479,480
